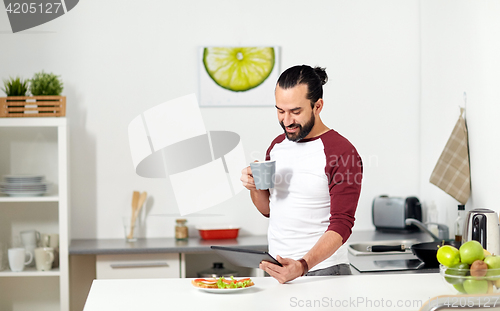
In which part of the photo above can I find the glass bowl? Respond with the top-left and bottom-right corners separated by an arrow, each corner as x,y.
440,264 -> 500,294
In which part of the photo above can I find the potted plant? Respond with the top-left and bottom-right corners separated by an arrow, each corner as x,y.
0,71 -> 66,118
1,76 -> 29,96
29,71 -> 64,96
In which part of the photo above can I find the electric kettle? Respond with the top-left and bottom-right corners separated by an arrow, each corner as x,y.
463,208 -> 500,256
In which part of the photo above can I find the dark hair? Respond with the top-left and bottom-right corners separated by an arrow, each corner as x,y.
277,65 -> 328,107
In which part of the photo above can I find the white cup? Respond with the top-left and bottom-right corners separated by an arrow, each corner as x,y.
34,247 -> 54,271
20,230 -> 40,267
41,234 -> 60,268
41,233 -> 59,248
25,246 -> 37,267
8,248 -> 33,272
250,160 -> 276,190
20,230 -> 40,247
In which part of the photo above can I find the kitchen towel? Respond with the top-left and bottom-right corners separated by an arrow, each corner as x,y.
429,107 -> 470,204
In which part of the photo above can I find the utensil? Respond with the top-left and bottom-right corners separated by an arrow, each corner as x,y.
136,192 -> 147,215
410,240 -> 461,267
367,245 -> 410,252
463,208 -> 500,256
127,191 -> 147,240
405,218 -> 459,267
127,191 -> 140,240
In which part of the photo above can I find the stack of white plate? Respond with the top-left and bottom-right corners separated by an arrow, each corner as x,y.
0,175 -> 50,197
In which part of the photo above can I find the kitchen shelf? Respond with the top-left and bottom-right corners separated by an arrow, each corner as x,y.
0,117 -> 66,127
0,267 -> 60,277
0,195 -> 59,202
0,117 -> 69,311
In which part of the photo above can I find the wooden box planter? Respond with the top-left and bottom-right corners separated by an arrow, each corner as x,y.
0,96 -> 66,117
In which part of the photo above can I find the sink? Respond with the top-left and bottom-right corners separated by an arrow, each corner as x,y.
348,239 -> 417,256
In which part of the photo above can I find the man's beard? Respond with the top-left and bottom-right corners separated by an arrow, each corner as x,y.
280,112 -> 315,142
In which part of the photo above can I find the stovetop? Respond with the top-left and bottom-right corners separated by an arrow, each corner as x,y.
349,254 -> 439,273
350,258 -> 424,272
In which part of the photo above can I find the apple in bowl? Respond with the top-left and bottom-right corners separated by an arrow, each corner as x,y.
438,241 -> 500,294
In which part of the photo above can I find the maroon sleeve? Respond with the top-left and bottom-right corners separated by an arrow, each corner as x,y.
265,134 -> 286,161
323,132 -> 363,244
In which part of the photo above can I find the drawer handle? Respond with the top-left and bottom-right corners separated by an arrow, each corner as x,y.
110,261 -> 170,269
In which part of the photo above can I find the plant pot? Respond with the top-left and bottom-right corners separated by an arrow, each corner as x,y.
0,96 -> 66,117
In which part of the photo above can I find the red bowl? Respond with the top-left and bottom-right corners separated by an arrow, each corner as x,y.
198,228 -> 239,240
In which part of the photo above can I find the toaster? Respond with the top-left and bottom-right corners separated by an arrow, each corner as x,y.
372,195 -> 422,232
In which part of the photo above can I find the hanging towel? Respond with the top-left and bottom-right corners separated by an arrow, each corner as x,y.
429,107 -> 471,204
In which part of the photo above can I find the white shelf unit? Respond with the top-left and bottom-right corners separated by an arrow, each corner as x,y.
0,195 -> 60,202
0,117 -> 69,311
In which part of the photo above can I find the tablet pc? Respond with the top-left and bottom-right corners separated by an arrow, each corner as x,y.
210,246 -> 282,268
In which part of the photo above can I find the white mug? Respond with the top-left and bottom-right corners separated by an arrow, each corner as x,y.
8,248 -> 33,272
24,245 -> 36,267
34,247 -> 54,271
20,230 -> 40,247
41,233 -> 59,248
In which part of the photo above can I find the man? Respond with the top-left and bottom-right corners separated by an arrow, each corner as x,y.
241,65 -> 363,283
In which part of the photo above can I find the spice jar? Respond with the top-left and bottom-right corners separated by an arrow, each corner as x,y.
175,219 -> 188,240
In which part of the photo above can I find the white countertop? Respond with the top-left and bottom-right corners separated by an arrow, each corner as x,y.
83,273 -> 460,311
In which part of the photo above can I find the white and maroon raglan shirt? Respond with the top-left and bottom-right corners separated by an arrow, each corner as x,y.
265,130 -> 363,271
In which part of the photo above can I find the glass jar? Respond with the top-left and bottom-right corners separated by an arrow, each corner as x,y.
455,205 -> 465,242
175,219 -> 188,240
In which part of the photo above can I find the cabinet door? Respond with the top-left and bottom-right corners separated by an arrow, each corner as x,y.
96,254 -> 179,279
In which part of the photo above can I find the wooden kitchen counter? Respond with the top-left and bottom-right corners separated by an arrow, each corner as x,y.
83,273 -> 470,311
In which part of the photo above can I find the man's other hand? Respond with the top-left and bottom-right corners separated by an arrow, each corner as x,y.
240,165 -> 256,190
259,255 -> 303,284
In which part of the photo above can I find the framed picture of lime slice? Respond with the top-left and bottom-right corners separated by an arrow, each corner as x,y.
199,46 -> 280,107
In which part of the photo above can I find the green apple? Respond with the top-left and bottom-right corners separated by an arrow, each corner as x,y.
460,241 -> 485,265
453,282 -> 467,294
445,262 -> 470,284
484,255 -> 500,268
463,279 -> 489,294
484,255 -> 500,281
437,245 -> 460,267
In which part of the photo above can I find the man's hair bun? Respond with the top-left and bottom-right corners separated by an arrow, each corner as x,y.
314,67 -> 328,85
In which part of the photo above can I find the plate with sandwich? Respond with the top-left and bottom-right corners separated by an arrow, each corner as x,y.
192,276 -> 255,293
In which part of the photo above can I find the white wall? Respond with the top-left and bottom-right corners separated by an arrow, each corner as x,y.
1,0 -> 422,239
420,0 -> 500,235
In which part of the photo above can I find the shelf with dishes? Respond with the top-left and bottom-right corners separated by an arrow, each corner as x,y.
0,117 -> 69,310
0,174 -> 57,202
0,267 -> 60,277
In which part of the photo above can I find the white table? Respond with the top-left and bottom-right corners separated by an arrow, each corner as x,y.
83,273 -> 466,311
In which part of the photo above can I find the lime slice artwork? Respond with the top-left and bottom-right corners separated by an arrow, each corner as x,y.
203,47 -> 275,92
